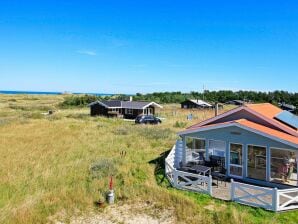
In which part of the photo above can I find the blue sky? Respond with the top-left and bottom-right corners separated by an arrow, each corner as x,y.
0,1 -> 297,94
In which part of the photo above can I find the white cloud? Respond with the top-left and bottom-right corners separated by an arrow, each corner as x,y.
76,50 -> 97,56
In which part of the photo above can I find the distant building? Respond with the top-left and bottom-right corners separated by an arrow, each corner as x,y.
88,99 -> 162,119
279,102 -> 296,113
181,99 -> 213,109
225,100 -> 245,106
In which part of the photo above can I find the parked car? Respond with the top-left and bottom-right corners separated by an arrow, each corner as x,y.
135,115 -> 162,124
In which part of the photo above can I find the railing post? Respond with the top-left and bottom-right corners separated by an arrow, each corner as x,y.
173,170 -> 178,187
273,187 -> 279,211
230,179 -> 234,201
208,175 -> 212,196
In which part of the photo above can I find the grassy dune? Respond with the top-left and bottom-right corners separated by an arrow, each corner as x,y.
0,95 -> 297,224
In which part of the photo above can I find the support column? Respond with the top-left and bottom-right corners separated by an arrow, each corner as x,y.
182,136 -> 187,166
226,142 -> 230,175
243,144 -> 247,178
266,146 -> 271,182
205,139 -> 209,161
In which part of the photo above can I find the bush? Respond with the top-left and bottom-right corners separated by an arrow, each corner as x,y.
60,95 -> 101,107
173,121 -> 187,128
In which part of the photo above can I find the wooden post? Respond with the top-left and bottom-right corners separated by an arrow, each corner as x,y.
208,175 -> 212,196
273,187 -> 279,211
173,170 -> 178,187
230,179 -> 234,201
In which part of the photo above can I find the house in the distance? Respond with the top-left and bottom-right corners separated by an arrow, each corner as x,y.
225,100 -> 245,106
279,102 -> 296,113
181,99 -> 213,109
88,99 -> 162,119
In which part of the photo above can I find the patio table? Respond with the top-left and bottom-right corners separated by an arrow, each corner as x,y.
191,165 -> 211,176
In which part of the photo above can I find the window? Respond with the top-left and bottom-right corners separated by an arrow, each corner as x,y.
125,108 -> 133,114
110,108 -> 120,113
270,148 -> 297,186
247,145 -> 267,181
229,143 -> 243,177
186,137 -> 205,150
209,140 -> 226,157
185,137 -> 206,162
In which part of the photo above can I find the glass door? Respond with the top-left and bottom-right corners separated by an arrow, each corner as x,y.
229,143 -> 243,178
247,145 -> 267,181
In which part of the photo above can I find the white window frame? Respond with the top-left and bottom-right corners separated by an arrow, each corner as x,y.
246,144 -> 267,181
229,142 -> 244,179
269,147 -> 298,186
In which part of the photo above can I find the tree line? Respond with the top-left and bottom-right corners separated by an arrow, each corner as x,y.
60,90 -> 298,113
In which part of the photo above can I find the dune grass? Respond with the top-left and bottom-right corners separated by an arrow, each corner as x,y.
0,94 -> 297,224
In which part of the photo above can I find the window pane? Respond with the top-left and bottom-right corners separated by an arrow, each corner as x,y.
247,145 -> 266,181
194,139 -> 205,149
271,148 -> 297,186
185,137 -> 206,162
230,143 -> 242,165
230,166 -> 242,176
209,140 -> 226,157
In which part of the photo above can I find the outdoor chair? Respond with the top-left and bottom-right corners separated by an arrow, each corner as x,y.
212,167 -> 227,187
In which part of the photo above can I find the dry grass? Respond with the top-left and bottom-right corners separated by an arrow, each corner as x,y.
0,94 -> 297,224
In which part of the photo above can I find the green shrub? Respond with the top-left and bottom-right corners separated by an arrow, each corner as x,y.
60,95 -> 100,107
173,121 -> 187,128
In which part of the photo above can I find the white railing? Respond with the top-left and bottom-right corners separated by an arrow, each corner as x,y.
231,180 -> 298,211
166,141 -> 298,212
231,179 -> 275,210
165,141 -> 212,196
276,188 -> 298,211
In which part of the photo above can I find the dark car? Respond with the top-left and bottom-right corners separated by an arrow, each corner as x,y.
135,115 -> 161,124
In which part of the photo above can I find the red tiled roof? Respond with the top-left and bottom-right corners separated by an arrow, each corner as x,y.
245,103 -> 282,119
236,119 -> 298,145
186,103 -> 297,137
183,119 -> 298,146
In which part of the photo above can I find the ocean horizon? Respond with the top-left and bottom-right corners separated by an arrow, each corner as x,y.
0,90 -> 114,96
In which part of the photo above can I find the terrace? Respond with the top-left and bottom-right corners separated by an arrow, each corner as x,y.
165,140 -> 298,211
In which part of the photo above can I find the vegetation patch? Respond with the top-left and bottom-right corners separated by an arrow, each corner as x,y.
136,127 -> 174,140
173,121 -> 188,128
89,159 -> 118,180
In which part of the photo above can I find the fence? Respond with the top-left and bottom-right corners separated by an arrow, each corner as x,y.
165,141 -> 212,195
165,140 -> 298,212
231,179 -> 298,211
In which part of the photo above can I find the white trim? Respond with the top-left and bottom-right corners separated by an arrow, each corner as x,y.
179,122 -> 298,149
187,106 -> 298,137
229,142 -> 244,178
269,146 -> 298,185
142,102 -> 163,109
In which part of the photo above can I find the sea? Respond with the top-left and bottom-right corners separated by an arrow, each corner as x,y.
0,90 -> 113,96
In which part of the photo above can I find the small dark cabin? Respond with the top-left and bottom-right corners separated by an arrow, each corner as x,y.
181,99 -> 213,109
225,100 -> 245,106
88,100 -> 162,119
